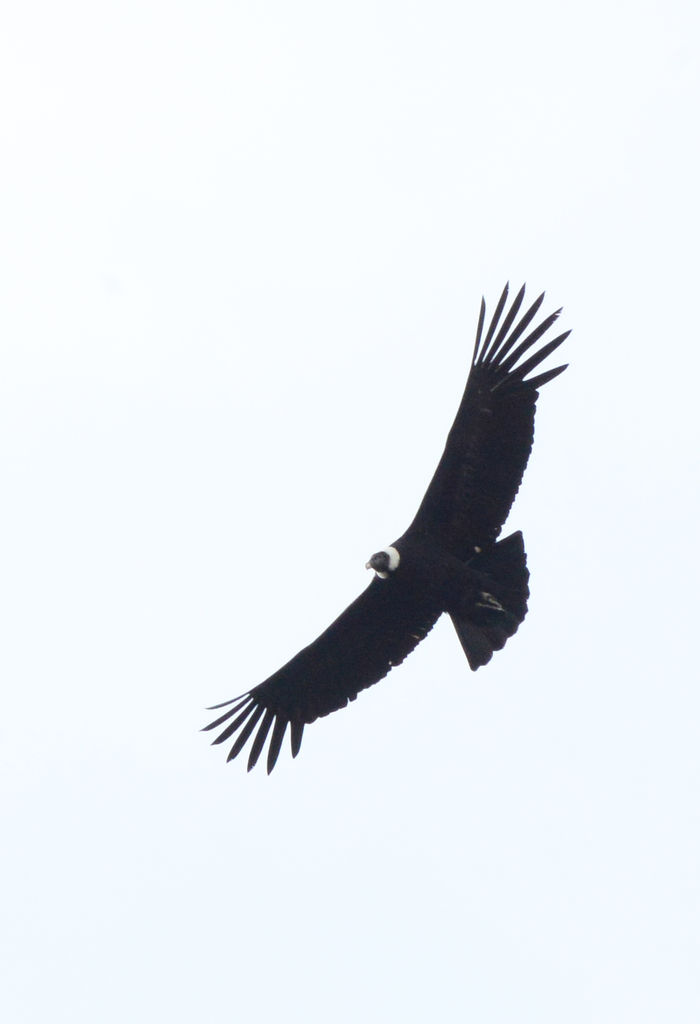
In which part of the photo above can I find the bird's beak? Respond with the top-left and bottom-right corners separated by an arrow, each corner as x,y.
365,561 -> 372,570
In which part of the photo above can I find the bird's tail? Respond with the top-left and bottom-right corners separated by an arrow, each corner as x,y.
449,531 -> 530,670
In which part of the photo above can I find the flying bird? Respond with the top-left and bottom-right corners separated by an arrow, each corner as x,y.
204,283 -> 569,773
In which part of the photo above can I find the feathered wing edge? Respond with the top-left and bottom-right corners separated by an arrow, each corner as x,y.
202,693 -> 305,775
408,282 -> 569,555
202,568 -> 444,774
471,282 -> 570,392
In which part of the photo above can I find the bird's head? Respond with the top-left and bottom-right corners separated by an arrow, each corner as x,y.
365,546 -> 401,579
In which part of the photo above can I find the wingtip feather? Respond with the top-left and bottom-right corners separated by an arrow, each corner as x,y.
246,709 -> 275,771
290,719 -> 305,759
226,704 -> 265,762
481,282 -> 510,355
471,296 -> 487,366
266,717 -> 288,774
205,693 -> 249,712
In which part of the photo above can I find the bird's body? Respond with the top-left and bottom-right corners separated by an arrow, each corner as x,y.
204,283 -> 569,773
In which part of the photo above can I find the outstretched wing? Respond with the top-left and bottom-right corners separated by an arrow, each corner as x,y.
203,578 -> 441,774
408,283 -> 569,557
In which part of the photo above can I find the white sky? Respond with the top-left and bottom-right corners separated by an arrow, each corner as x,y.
2,2 -> 699,1021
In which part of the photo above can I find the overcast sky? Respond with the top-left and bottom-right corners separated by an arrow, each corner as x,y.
2,2 -> 699,1021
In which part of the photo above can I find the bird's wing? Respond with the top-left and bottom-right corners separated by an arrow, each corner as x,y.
203,578 -> 441,773
408,283 -> 569,556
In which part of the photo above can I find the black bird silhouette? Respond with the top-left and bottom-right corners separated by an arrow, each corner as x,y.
204,283 -> 569,773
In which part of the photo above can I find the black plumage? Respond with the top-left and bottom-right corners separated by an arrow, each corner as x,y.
203,283 -> 569,773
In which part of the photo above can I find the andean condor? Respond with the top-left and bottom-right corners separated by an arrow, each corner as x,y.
204,283 -> 569,773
